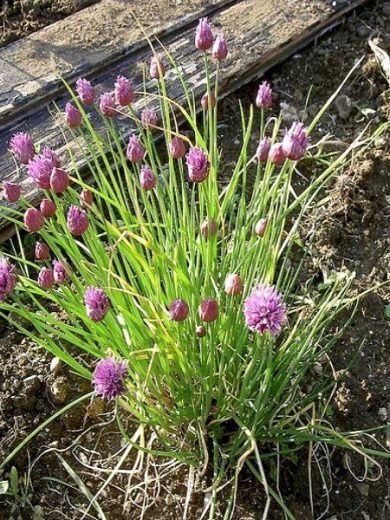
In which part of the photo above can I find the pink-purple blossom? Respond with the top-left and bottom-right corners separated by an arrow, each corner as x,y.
169,136 -> 186,159
92,358 -> 128,400
53,260 -> 70,284
126,135 -> 145,163
38,267 -> 54,289
40,199 -> 56,218
84,287 -> 110,321
76,78 -> 95,106
99,93 -> 116,117
256,81 -> 273,109
114,76 -> 134,106
41,147 -> 61,168
65,102 -> 82,128
212,34 -> 228,60
150,54 -> 166,80
256,137 -> 271,162
186,147 -> 209,183
35,241 -> 50,261
244,284 -> 286,335
282,122 -> 309,161
27,156 -> 53,189
0,257 -> 17,301
3,182 -> 21,203
67,205 -> 89,236
24,208 -> 44,233
169,299 -> 189,322
50,167 -> 69,193
199,298 -> 218,323
141,108 -> 158,130
195,18 -> 213,51
9,133 -> 35,164
269,143 -> 286,165
140,165 -> 156,191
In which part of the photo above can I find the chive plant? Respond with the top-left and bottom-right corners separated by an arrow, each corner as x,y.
1,17 -> 389,519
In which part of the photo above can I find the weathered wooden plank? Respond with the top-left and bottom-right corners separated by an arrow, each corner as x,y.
0,0 -> 369,240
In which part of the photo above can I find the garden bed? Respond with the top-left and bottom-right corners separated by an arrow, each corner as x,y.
0,1 -> 389,519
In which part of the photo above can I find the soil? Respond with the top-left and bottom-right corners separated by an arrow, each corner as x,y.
0,0 -> 390,519
0,0 -> 98,48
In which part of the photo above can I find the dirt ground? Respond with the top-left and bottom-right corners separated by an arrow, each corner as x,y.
0,0 -> 98,47
0,0 -> 389,519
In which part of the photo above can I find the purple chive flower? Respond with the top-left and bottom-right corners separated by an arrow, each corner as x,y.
50,167 -> 69,193
201,92 -> 216,111
195,17 -> 213,51
24,208 -> 44,233
9,133 -> 35,164
41,147 -> 61,168
35,241 -> 50,261
141,108 -> 158,130
256,137 -> 271,162
212,34 -> 228,60
65,102 -> 82,128
269,143 -> 286,166
195,325 -> 206,338
27,156 -> 53,189
84,287 -> 110,321
140,165 -> 156,191
169,136 -> 186,159
0,257 -> 17,301
38,267 -> 54,289
53,260 -> 70,284
199,298 -> 219,323
244,284 -> 286,335
150,54 -> 166,80
225,274 -> 243,296
200,218 -> 218,239
126,135 -> 145,163
3,182 -> 21,203
256,81 -> 273,109
67,205 -> 89,236
282,122 -> 309,161
99,93 -> 116,117
80,188 -> 93,208
76,78 -> 95,106
186,147 -> 209,183
92,358 -> 128,400
255,218 -> 268,238
114,76 -> 135,106
40,198 -> 56,218
169,299 -> 189,322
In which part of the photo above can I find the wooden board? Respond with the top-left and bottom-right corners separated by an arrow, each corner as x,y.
0,0 -> 369,239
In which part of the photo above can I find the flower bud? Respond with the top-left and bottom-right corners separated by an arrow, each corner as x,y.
169,299 -> 189,322
200,218 -> 218,239
41,147 -> 61,168
282,122 -> 309,161
50,167 -> 69,193
169,136 -> 186,159
199,298 -> 218,323
195,18 -> 213,51
53,260 -> 70,284
212,34 -> 228,60
114,76 -> 134,106
201,92 -> 216,110
84,287 -> 110,321
195,325 -> 206,337
268,143 -> 285,165
256,137 -> 271,162
0,257 -> 17,300
255,218 -> 268,238
150,54 -> 166,80
141,108 -> 158,131
80,189 -> 93,208
67,205 -> 89,236
256,81 -> 273,109
38,267 -> 54,289
3,182 -> 21,203
76,78 -> 95,106
99,93 -> 116,117
40,198 -> 57,218
186,147 -> 209,183
65,102 -> 82,128
140,165 -> 156,191
35,241 -> 50,261
126,135 -> 145,163
224,274 -> 243,296
24,208 -> 44,232
9,132 -> 35,164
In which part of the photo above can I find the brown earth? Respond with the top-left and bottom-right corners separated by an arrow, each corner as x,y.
0,0 -> 390,519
